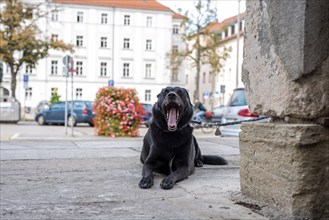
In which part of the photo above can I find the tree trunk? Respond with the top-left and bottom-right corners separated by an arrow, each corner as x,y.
9,64 -> 17,98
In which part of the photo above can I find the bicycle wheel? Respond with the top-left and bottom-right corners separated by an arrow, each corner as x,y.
200,120 -> 215,134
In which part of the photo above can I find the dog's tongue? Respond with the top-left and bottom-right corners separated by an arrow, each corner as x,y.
168,108 -> 177,129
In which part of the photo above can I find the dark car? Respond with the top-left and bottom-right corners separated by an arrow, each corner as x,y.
141,103 -> 153,127
35,100 -> 95,127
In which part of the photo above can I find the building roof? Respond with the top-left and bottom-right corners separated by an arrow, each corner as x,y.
52,0 -> 172,12
172,12 -> 185,20
205,13 -> 246,32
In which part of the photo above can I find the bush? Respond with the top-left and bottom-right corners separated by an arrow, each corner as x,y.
93,86 -> 144,137
50,90 -> 61,105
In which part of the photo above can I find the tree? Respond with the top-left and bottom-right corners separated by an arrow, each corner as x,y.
0,0 -> 73,98
168,0 -> 231,100
50,88 -> 60,105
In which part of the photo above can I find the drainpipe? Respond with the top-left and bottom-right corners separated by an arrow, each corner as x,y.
235,0 -> 241,88
111,8 -> 115,83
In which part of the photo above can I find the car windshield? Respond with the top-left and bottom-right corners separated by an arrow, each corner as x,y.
86,101 -> 94,107
143,104 -> 152,111
228,89 -> 247,106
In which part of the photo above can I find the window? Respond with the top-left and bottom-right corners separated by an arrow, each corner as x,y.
145,64 -> 152,78
51,88 -> 58,96
239,21 -> 243,31
100,37 -> 107,48
101,13 -> 108,24
225,28 -> 229,38
203,72 -> 206,83
146,39 -> 152,50
231,24 -> 235,35
145,90 -> 151,102
51,60 -> 58,75
51,10 -> 58,21
185,74 -> 188,84
123,63 -> 130,77
25,7 -> 33,19
146,16 -> 152,27
173,25 -> 179,34
77,11 -> 83,23
25,64 -> 33,75
123,38 -> 130,49
172,45 -> 178,54
124,15 -> 130,25
76,36 -> 83,47
76,88 -> 82,100
25,87 -> 32,99
76,61 -> 83,76
51,34 -> 58,42
100,62 -> 107,76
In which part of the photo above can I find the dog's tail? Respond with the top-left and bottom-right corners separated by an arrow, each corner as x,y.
202,155 -> 227,165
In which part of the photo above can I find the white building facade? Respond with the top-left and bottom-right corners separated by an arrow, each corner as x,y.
185,13 -> 245,110
0,0 -> 185,116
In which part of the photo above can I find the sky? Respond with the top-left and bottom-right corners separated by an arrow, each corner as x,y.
158,0 -> 246,22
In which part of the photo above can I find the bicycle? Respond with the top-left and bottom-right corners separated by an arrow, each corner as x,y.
191,111 -> 218,134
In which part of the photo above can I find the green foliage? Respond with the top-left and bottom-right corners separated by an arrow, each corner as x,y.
0,0 -> 73,97
167,0 -> 231,98
50,90 -> 61,105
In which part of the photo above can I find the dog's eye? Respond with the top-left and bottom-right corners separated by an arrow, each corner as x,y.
177,90 -> 184,95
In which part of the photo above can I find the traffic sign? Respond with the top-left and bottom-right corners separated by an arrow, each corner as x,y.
108,80 -> 114,86
63,55 -> 73,66
23,74 -> 29,83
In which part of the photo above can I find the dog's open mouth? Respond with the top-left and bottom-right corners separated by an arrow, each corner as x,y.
164,103 -> 181,131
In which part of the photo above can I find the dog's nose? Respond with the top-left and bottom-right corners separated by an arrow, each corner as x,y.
168,92 -> 176,98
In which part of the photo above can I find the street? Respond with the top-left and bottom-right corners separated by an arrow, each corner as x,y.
0,122 -> 267,219
0,121 -> 229,141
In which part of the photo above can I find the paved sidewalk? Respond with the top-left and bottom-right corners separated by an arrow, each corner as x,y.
0,129 -> 267,219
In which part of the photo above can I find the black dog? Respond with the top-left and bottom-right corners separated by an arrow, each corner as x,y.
139,87 -> 227,190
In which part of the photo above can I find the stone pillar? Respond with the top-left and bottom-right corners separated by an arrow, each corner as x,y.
241,0 -> 329,218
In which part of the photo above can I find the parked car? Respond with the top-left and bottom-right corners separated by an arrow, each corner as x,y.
220,88 -> 261,137
35,100 -> 95,127
141,103 -> 153,127
36,100 -> 50,113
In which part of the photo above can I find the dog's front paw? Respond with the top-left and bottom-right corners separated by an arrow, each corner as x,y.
160,178 -> 175,190
139,177 -> 154,189
195,160 -> 203,167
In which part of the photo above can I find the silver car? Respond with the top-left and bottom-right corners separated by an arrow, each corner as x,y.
220,88 -> 260,137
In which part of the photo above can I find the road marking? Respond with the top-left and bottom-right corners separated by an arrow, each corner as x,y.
10,133 -> 20,140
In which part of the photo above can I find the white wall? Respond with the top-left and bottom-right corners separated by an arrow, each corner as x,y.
1,1 -> 185,117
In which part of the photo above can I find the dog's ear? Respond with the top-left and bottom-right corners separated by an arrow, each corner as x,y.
183,88 -> 193,107
157,88 -> 166,99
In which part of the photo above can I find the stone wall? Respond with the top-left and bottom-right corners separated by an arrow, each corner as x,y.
240,122 -> 329,218
240,0 -> 329,218
242,0 -> 329,119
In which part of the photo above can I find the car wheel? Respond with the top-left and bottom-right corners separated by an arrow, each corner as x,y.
37,116 -> 45,125
68,115 -> 76,127
88,122 -> 94,127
